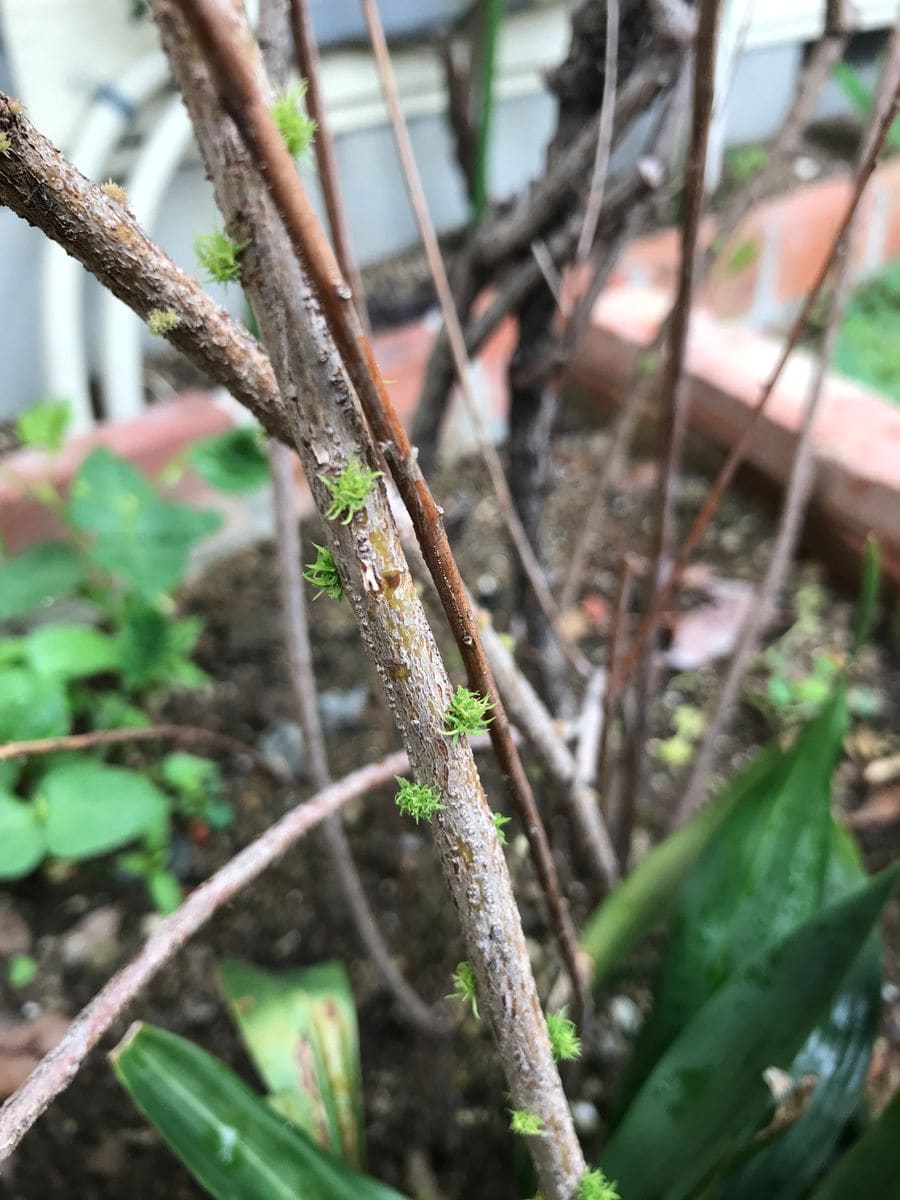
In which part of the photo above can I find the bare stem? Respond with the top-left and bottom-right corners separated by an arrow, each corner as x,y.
609,86 -> 899,703
675,19 -> 900,825
269,443 -> 442,1032
574,0 -> 620,267
175,0 -> 587,1029
0,724 -> 282,780
358,0 -> 588,678
289,0 -> 369,330
0,96 -> 290,447
0,750 -> 408,1162
622,0 -> 720,859
152,4 -> 586,1191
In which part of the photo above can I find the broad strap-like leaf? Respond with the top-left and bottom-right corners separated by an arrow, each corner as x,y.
600,862 -> 900,1200
582,741 -> 787,989
807,1088 -> 900,1200
616,690 -> 848,1112
712,824 -> 882,1200
111,1023 -> 407,1200
219,958 -> 364,1168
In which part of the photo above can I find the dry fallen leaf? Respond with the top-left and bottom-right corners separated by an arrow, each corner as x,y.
0,1013 -> 69,1098
665,578 -> 754,671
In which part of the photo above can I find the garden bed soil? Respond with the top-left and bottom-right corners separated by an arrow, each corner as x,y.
2,431 -> 900,1199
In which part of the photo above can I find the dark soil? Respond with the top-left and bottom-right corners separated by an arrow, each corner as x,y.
2,431 -> 899,1199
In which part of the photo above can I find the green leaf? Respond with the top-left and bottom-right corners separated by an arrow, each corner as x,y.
25,623 -> 120,681
149,869 -> 183,914
726,238 -> 761,274
852,536 -> 880,653
116,602 -> 204,692
600,863 -> 900,1200
16,398 -> 72,452
712,825 -> 882,1199
0,792 -> 46,879
91,692 -> 151,730
67,449 -> 220,597
0,667 -> 70,741
162,753 -> 222,803
7,952 -> 39,988
832,62 -> 873,120
189,428 -> 270,495
111,1023 -> 408,1200
582,740 -> 787,989
39,761 -> 169,860
219,958 -> 364,1168
616,689 -> 848,1111
808,1088 -> 900,1200
0,542 -> 85,621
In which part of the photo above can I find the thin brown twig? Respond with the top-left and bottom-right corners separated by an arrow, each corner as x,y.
574,0 -> 620,268
358,0 -> 589,679
674,18 -> 900,826
0,724 -> 283,780
609,86 -> 899,703
621,0 -> 720,863
597,553 -> 636,814
289,0 -> 369,331
0,749 -> 408,1162
269,443 -> 443,1032
179,0 -> 588,1025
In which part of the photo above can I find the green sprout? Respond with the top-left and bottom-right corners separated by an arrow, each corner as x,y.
492,811 -> 511,844
509,1109 -> 544,1136
546,1009 -> 581,1062
448,960 -> 479,1019
444,686 -> 494,745
147,308 -> 181,337
319,457 -> 382,524
394,777 -> 445,824
303,544 -> 343,601
578,1169 -> 620,1200
272,82 -> 317,157
194,229 -> 248,285
0,132 -> 11,156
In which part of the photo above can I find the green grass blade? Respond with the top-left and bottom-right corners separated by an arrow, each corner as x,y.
712,824 -> 882,1199
219,958 -> 364,1167
111,1023 -> 406,1200
582,741 -> 787,989
615,689 -> 847,1112
851,535 -> 880,654
600,862 -> 900,1200
807,1089 -> 900,1200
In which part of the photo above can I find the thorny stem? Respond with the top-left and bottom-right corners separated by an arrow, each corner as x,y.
622,0 -> 720,861
359,0 -> 590,679
269,443 -> 443,1033
0,750 -> 409,1162
609,85 -> 900,704
675,18 -> 900,826
155,4 -> 586,1193
178,0 -> 588,1024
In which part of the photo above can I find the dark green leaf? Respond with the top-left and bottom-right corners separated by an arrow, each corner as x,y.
16,398 -> 72,452
616,690 -> 847,1111
0,542 -> 85,621
111,1023 -> 407,1200
149,870 -> 183,914
26,623 -> 120,681
713,824 -> 881,1199
0,792 -> 46,879
220,958 -> 364,1167
832,62 -> 873,119
808,1089 -> 900,1200
189,428 -> 270,494
116,603 -> 204,692
852,536 -> 880,654
39,761 -> 168,860
600,863 -> 900,1200
583,741 -> 787,989
67,448 -> 220,597
0,667 -> 70,741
